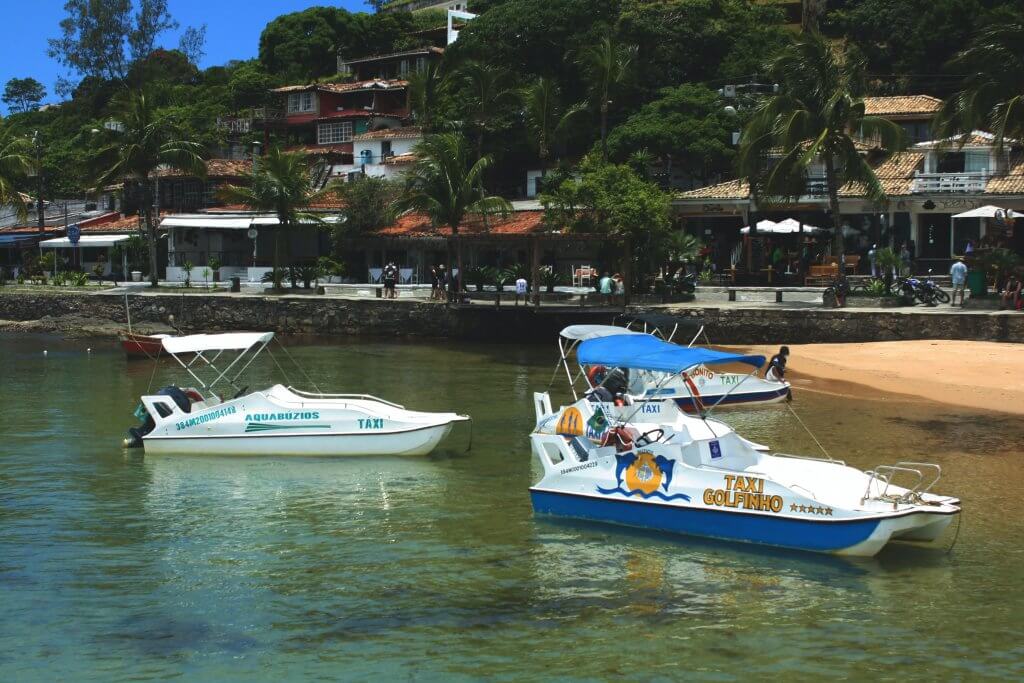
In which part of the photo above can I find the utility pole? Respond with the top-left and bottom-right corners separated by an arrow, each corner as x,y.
32,131 -> 44,232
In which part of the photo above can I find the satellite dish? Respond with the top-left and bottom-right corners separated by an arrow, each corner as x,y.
247,228 -> 258,239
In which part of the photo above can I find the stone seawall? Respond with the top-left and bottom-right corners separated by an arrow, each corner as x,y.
0,290 -> 1021,343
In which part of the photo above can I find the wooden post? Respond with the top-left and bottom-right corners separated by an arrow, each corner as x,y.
622,234 -> 633,308
531,235 -> 541,307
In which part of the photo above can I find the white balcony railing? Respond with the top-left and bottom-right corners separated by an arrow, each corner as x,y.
911,171 -> 988,194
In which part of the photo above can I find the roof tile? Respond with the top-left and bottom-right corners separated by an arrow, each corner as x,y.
377,210 -> 547,237
862,95 -> 942,117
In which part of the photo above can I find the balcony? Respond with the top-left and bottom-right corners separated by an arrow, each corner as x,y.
216,107 -> 286,133
911,171 -> 988,194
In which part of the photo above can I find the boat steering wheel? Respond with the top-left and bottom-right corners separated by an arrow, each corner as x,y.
634,429 -> 665,447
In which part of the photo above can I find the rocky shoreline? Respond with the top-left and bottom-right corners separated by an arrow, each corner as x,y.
0,289 -> 1021,344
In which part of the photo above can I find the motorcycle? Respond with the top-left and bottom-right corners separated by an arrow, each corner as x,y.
897,269 -> 949,306
822,274 -> 850,308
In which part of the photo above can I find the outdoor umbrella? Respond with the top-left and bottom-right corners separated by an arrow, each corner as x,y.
950,205 -> 1024,219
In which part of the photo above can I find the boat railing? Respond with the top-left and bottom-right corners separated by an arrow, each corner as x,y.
861,462 -> 941,507
286,386 -> 406,410
772,452 -> 847,466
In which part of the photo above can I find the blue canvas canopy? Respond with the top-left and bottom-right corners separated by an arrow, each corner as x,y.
577,334 -> 765,373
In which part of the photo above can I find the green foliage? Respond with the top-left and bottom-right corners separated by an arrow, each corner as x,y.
0,124 -> 30,221
126,49 -> 198,88
183,260 -> 193,287
317,256 -> 345,280
539,266 -> 566,292
978,248 -> 1020,284
667,232 -> 702,263
207,256 -> 221,273
333,175 -> 401,237
936,22 -> 1024,152
465,265 -> 492,291
607,84 -> 735,183
48,0 -> 179,88
396,133 -> 513,235
541,156 -> 671,275
3,78 -> 47,113
39,252 -> 56,273
522,76 -> 585,170
228,61 -> 276,110
617,0 -> 787,96
739,31 -> 905,251
70,270 -> 89,287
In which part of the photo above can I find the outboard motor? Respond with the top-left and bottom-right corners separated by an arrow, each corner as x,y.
123,386 -> 193,448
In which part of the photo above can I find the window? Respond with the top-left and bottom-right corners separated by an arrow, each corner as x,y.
287,92 -> 315,114
381,141 -> 393,158
415,57 -> 427,73
318,121 -> 353,145
398,59 -> 409,76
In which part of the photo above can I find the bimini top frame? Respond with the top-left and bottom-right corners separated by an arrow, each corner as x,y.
555,325 -> 644,400
161,332 -> 275,398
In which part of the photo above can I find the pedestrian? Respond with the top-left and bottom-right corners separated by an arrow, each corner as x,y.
598,271 -> 613,304
766,346 -> 789,382
868,244 -> 878,277
899,242 -> 911,276
949,257 -> 968,307
430,264 -> 440,300
514,275 -> 528,305
965,239 -> 975,256
1001,272 -> 1022,310
437,264 -> 447,301
382,261 -> 399,299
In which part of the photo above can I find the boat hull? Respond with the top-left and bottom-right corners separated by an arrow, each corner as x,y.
670,385 -> 791,411
121,333 -> 168,359
144,422 -> 456,457
530,489 -> 955,557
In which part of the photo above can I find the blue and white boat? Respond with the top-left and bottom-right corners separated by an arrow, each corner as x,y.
557,325 -> 790,412
530,335 -> 960,557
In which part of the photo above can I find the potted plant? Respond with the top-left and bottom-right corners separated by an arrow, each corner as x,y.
540,267 -> 564,293
208,256 -> 222,283
493,267 -> 513,292
183,260 -> 193,288
466,266 -> 490,292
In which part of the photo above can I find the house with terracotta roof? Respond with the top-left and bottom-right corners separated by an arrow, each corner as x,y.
333,127 -> 423,182
266,79 -> 412,167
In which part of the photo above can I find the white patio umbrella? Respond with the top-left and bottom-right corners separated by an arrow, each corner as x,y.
951,205 -> 1024,219
741,218 -> 825,234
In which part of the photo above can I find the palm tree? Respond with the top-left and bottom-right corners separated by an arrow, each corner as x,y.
454,60 -> 521,161
0,125 -> 30,222
936,23 -> 1024,152
219,147 -> 329,290
407,60 -> 445,131
95,91 -> 205,286
575,35 -> 637,161
396,132 -> 512,300
522,76 -> 585,176
738,32 -> 904,257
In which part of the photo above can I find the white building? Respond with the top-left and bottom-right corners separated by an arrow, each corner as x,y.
333,127 -> 422,182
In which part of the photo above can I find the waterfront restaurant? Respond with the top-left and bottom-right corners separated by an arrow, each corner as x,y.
675,134 -> 1024,279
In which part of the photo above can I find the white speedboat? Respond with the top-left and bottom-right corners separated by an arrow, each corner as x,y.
124,332 -> 469,456
557,324 -> 790,412
530,335 -> 960,557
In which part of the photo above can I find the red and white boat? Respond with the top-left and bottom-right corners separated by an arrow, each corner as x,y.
120,332 -> 172,359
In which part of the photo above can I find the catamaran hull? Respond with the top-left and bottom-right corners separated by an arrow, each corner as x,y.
530,489 -> 956,557
143,423 -> 456,457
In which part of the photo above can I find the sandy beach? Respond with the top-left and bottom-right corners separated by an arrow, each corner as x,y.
736,340 -> 1024,415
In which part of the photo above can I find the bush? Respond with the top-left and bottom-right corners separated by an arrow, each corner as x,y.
540,267 -> 566,293
466,266 -> 492,292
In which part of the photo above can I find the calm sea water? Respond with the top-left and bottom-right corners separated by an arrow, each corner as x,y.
1,334 -> 1022,681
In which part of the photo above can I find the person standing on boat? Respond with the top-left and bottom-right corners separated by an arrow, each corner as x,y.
949,257 -> 968,307
766,346 -> 789,382
598,272 -> 613,304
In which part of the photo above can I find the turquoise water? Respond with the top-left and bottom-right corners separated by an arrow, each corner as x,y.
1,334 -> 1023,681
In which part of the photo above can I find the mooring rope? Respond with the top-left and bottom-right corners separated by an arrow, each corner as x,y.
265,346 -> 295,388
946,511 -> 963,554
785,400 -> 832,460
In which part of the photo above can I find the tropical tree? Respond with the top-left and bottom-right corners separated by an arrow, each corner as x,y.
94,90 -> 205,286
521,76 -> 584,176
936,23 -> 1024,151
407,60 -> 445,131
398,132 -> 513,235
396,132 -> 512,299
738,32 -> 904,257
0,125 -> 31,222
219,147 -> 328,290
453,60 -> 520,161
575,34 -> 637,161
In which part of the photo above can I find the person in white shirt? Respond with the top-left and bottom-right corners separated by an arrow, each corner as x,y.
949,257 -> 968,307
514,276 -> 528,305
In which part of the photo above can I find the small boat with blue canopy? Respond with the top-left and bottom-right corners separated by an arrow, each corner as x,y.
556,324 -> 790,412
530,334 -> 960,557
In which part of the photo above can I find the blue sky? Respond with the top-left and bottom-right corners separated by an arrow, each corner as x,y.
1,0 -> 368,114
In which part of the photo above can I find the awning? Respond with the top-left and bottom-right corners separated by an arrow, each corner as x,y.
0,235 -> 40,246
162,332 -> 274,355
40,234 -> 133,248
559,325 -> 644,341
577,334 -> 764,373
160,214 -> 341,230
951,205 -> 1024,219
741,218 -> 824,235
